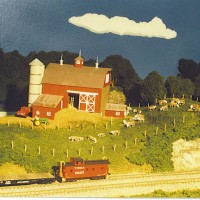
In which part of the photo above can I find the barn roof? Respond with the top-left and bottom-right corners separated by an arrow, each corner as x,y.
42,63 -> 112,89
32,94 -> 63,108
105,103 -> 127,112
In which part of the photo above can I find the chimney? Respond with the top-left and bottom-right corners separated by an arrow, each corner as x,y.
60,54 -> 63,65
95,57 -> 99,68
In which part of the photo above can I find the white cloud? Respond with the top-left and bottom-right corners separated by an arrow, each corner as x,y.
68,13 -> 177,39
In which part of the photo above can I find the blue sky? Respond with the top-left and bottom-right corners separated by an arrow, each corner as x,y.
1,0 -> 200,78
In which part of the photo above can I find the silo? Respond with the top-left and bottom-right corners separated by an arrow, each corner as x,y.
28,58 -> 45,107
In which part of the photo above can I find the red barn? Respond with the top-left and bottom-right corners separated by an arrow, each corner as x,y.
32,55 -> 112,119
105,103 -> 127,118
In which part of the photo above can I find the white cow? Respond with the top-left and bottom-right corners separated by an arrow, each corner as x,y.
68,136 -> 84,142
123,120 -> 135,127
133,114 -> 145,122
86,135 -> 97,143
110,130 -> 120,136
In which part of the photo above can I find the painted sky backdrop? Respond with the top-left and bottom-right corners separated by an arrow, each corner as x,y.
1,0 -> 200,78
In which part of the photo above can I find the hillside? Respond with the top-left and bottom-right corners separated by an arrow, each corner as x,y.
0,98 -> 200,174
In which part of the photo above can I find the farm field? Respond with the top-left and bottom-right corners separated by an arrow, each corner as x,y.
0,99 -> 200,175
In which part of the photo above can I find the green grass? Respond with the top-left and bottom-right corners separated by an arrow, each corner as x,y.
130,189 -> 200,198
0,98 -> 200,174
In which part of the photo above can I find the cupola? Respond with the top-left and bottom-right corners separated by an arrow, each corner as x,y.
74,50 -> 84,68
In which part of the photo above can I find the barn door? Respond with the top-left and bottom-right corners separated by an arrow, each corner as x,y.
79,93 -> 95,112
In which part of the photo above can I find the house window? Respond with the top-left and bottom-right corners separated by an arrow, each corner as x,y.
116,112 -> 120,116
76,60 -> 80,64
105,74 -> 109,83
36,110 -> 40,115
47,112 -> 51,116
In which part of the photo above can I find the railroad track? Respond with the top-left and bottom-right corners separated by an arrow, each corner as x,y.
1,171 -> 200,197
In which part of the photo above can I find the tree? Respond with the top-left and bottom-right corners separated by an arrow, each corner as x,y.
100,55 -> 142,105
178,59 -> 200,82
140,71 -> 166,104
194,74 -> 200,97
165,76 -> 195,98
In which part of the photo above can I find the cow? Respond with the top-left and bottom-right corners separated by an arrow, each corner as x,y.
123,120 -> 135,127
179,99 -> 185,105
68,136 -> 84,142
110,130 -> 120,136
169,101 -> 179,108
158,100 -> 167,105
171,98 -> 180,104
133,109 -> 142,114
160,104 -> 168,111
97,133 -> 106,137
190,104 -> 200,111
148,105 -> 156,111
133,114 -> 145,122
86,135 -> 97,143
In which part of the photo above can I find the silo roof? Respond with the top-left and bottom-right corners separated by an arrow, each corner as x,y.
29,58 -> 44,66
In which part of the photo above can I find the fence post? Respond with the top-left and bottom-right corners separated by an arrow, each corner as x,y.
183,116 -> 185,123
164,123 -> 167,131
52,148 -> 55,157
11,140 -> 14,149
78,148 -> 81,156
25,144 -> 27,152
105,122 -> 108,129
110,117 -> 113,126
102,146 -> 104,154
67,149 -> 69,158
125,141 -> 128,149
144,130 -> 147,138
113,144 -> 116,151
38,146 -> 41,155
134,137 -> 137,145
91,147 -> 93,155
94,123 -> 96,129
156,126 -> 158,135
173,118 -> 176,127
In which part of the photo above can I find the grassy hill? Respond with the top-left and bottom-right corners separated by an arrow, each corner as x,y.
0,99 -> 200,174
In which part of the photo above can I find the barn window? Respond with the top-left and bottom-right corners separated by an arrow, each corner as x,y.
116,112 -> 120,116
47,112 -> 51,116
36,110 -> 40,115
105,74 -> 109,83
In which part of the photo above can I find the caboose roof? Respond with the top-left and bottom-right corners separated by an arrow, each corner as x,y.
42,63 -> 112,89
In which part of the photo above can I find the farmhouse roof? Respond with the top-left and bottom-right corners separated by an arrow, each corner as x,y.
42,63 -> 112,89
32,94 -> 63,108
105,103 -> 127,112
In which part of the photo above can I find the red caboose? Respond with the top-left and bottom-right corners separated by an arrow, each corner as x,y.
55,157 -> 110,182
